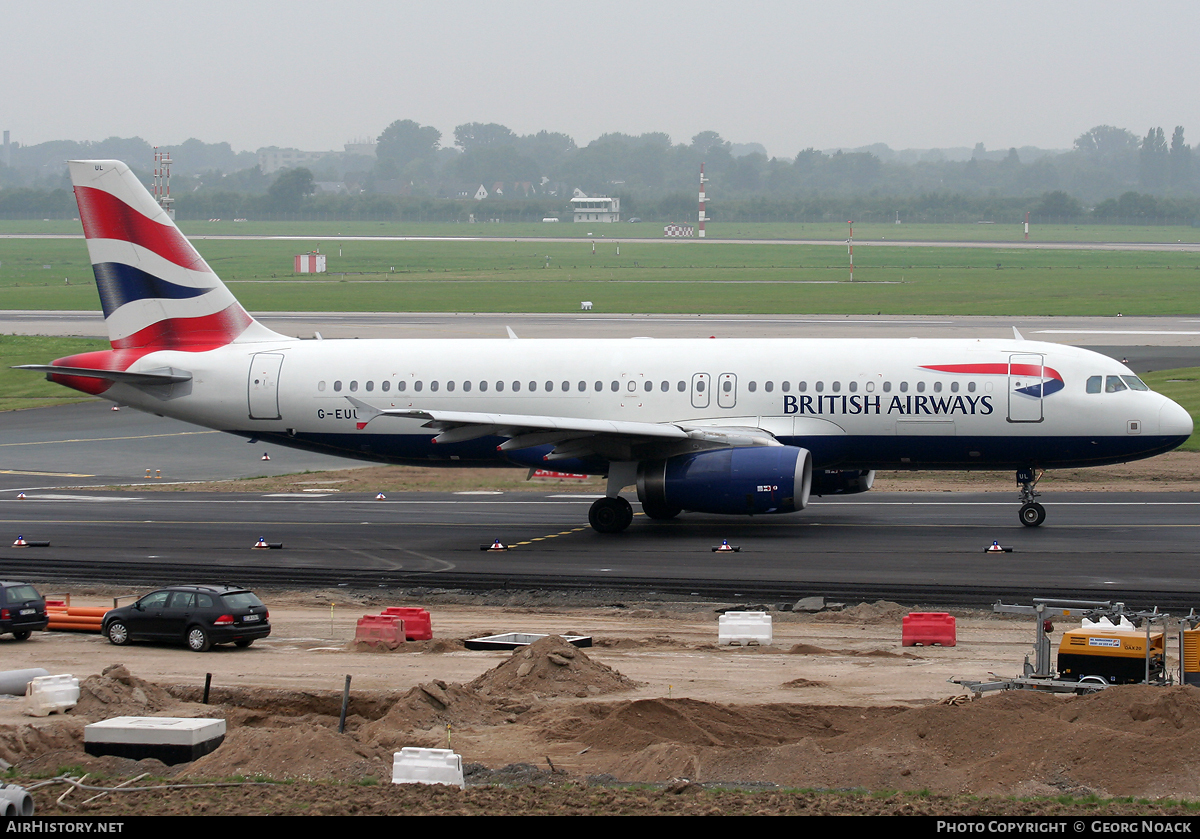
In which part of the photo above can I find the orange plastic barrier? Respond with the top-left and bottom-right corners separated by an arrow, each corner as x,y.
355,615 -> 406,649
902,612 -> 957,647
380,607 -> 433,640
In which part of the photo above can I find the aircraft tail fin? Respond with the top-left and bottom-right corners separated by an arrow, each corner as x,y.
68,160 -> 286,351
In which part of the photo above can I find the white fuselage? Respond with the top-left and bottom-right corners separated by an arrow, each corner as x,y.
99,336 -> 1192,473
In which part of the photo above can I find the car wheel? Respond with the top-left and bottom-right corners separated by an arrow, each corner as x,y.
105,621 -> 130,646
234,639 -> 254,648
186,626 -> 212,652
12,630 -> 31,641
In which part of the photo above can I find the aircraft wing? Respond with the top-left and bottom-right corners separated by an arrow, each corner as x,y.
344,397 -> 780,461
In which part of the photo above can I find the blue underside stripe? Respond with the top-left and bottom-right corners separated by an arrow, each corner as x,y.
92,262 -> 211,318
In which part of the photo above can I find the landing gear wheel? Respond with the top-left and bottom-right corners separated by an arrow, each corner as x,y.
589,496 -> 634,533
1019,502 -> 1046,527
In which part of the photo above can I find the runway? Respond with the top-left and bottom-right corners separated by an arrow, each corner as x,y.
2,488 -> 1199,607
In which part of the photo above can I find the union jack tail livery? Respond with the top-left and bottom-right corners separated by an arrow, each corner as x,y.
69,160 -> 283,350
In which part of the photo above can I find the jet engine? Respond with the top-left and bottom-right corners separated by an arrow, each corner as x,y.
636,446 -> 813,518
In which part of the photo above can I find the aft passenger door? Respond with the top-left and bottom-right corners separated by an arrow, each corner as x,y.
248,353 -> 284,420
1007,353 -> 1044,423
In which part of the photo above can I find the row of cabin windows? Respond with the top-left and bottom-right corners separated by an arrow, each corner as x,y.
1086,375 -> 1149,394
316,378 -> 989,395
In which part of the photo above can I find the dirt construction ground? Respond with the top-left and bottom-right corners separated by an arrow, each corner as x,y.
6,587 -> 1200,817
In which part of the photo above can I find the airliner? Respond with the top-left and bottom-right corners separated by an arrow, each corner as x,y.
17,160 -> 1194,533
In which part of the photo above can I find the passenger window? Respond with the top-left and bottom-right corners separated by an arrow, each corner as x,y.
397,381 -> 407,392
883,382 -> 891,392
799,381 -> 807,392
334,381 -> 342,392
644,381 -> 652,392
496,381 -> 504,392
480,381 -> 488,392
865,381 -> 874,392
968,382 -> 976,393
594,381 -> 602,392
366,381 -> 374,392
782,381 -> 791,393
318,381 -> 326,392
832,381 -> 841,392
848,381 -> 857,393
661,381 -> 669,392
197,594 -> 214,608
765,381 -> 774,393
430,381 -> 439,392
1106,376 -> 1127,393
578,381 -> 586,392
463,381 -> 472,392
748,381 -> 757,392
916,382 -> 925,393
933,381 -> 942,393
950,382 -> 958,393
447,381 -> 455,392
816,381 -> 824,392
168,592 -> 195,609
414,381 -> 423,392
529,381 -> 537,392
349,381 -> 358,392
611,381 -> 619,392
677,381 -> 686,392
696,380 -> 705,392
900,382 -> 908,392
381,381 -> 390,392
512,381 -> 520,392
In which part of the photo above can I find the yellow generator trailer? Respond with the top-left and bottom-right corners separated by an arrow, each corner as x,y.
1057,624 -> 1165,685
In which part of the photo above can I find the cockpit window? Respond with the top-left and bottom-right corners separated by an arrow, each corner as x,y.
1086,376 -> 1101,394
1120,375 -> 1149,391
1105,376 -> 1128,393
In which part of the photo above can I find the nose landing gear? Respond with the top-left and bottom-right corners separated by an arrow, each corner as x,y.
1017,468 -> 1045,527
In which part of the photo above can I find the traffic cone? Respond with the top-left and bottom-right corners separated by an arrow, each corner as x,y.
712,540 -> 740,552
13,535 -> 27,547
481,539 -> 510,552
16,492 -> 26,499
984,541 -> 1013,553
261,452 -> 270,461
253,537 -> 269,549
111,405 -> 120,411
376,492 -> 386,500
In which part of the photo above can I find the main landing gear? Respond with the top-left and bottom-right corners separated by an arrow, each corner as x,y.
589,496 -> 633,533
1017,468 -> 1046,527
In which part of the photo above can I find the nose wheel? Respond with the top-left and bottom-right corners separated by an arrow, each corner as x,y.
1017,468 -> 1045,527
589,496 -> 634,533
1019,502 -> 1046,527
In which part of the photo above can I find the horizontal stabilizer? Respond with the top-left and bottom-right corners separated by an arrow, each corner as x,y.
13,364 -> 192,385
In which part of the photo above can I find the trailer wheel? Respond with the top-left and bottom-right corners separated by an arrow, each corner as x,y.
1075,675 -> 1107,695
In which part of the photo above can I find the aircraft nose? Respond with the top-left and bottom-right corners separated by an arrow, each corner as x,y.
1159,398 -> 1194,441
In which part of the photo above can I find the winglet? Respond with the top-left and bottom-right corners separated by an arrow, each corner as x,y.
346,396 -> 382,429
1012,327 -> 1024,341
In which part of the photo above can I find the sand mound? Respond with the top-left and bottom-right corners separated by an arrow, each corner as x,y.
75,664 -> 178,718
813,600 -> 911,624
468,636 -> 641,699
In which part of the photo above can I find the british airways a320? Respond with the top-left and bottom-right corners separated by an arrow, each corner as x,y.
16,160 -> 1194,533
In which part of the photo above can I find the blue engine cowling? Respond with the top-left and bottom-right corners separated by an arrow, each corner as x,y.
810,469 -> 875,496
636,446 -> 813,516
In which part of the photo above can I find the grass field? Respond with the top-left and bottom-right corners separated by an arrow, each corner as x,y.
2,236 -> 1199,316
3,219 -> 1200,243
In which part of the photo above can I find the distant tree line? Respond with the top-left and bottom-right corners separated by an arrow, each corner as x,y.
2,122 -> 1200,224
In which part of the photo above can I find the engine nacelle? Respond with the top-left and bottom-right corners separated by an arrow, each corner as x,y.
637,446 -> 813,517
810,469 -> 875,496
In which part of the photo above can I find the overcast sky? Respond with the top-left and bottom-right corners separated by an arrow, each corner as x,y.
6,1 -> 1200,158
